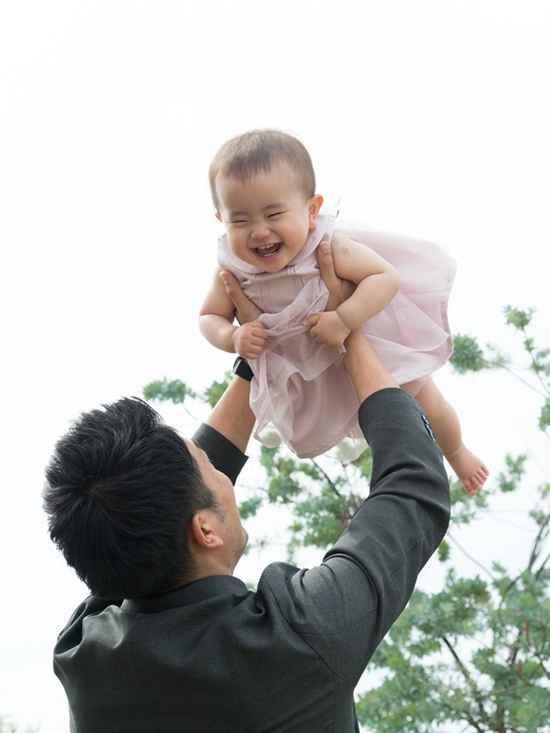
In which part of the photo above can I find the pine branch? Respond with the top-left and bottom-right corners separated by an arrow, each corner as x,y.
499,363 -> 547,397
310,459 -> 342,498
529,512 -> 550,571
535,655 -> 550,681
519,324 -> 550,398
439,635 -> 487,722
475,681 -> 532,699
447,532 -> 497,581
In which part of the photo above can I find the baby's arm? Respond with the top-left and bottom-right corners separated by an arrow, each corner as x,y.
309,233 -> 401,349
199,266 -> 267,360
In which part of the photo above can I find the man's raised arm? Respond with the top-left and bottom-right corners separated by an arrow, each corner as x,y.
342,328 -> 399,402
191,271 -> 259,481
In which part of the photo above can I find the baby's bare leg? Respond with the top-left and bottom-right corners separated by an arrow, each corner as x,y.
409,377 -> 489,495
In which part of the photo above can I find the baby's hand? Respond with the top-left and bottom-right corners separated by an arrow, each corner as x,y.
232,322 -> 268,360
304,311 -> 351,349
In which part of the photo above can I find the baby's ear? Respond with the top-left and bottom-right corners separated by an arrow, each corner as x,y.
308,194 -> 324,229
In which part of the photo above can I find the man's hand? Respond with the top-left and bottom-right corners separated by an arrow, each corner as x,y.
304,311 -> 350,349
231,322 -> 268,360
304,241 -> 355,346
220,270 -> 263,325
221,270 -> 267,359
316,241 -> 355,311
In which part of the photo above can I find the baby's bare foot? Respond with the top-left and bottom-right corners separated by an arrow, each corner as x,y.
444,444 -> 489,495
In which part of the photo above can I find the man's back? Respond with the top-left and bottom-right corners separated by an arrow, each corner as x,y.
54,390 -> 450,733
56,570 -> 359,732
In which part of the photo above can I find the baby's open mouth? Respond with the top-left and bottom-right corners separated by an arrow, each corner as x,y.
254,243 -> 281,259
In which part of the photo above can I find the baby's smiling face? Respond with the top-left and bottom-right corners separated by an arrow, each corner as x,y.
215,164 -> 323,272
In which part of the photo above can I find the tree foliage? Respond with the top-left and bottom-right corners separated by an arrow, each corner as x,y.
0,716 -> 38,733
357,307 -> 550,733
144,307 -> 550,732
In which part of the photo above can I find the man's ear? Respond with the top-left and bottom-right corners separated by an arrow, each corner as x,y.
308,194 -> 324,229
189,512 -> 224,550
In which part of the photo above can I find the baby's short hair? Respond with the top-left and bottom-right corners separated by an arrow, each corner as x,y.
209,129 -> 316,211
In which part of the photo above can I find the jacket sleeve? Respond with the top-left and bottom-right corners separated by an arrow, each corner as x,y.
258,388 -> 450,686
191,423 -> 248,485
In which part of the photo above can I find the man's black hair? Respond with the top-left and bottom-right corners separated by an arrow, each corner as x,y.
43,397 -> 217,599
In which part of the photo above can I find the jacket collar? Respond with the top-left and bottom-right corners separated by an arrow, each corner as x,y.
121,575 -> 248,614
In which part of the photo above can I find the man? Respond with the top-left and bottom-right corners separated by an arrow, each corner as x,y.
44,245 -> 450,732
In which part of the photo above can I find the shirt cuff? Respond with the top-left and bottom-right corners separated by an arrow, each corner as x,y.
192,423 -> 248,485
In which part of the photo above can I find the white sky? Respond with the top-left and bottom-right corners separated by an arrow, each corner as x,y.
1,2 -> 550,731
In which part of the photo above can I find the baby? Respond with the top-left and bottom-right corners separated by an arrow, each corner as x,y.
199,129 -> 488,494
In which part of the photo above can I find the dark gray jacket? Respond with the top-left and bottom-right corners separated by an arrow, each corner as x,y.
54,389 -> 450,732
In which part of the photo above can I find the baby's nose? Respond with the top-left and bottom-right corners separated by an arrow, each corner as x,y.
251,224 -> 270,239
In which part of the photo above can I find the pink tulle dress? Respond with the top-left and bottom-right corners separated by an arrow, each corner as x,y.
217,207 -> 457,460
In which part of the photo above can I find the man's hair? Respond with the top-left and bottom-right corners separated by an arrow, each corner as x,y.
43,397 -> 218,599
209,128 -> 316,211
